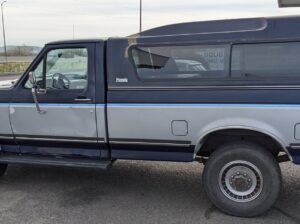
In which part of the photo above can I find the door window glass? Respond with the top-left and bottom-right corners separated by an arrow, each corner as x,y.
46,48 -> 88,90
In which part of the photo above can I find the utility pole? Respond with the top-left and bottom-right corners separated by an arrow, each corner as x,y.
139,0 -> 142,33
1,1 -> 7,65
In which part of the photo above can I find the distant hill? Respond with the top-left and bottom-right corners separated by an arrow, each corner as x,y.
0,45 -> 42,56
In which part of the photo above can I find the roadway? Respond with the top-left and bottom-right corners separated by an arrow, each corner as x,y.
0,161 -> 299,224
0,74 -> 21,80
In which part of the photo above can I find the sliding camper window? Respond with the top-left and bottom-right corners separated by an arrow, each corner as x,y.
131,45 -> 229,81
231,42 -> 300,80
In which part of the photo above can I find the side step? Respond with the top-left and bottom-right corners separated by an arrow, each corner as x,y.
0,154 -> 112,170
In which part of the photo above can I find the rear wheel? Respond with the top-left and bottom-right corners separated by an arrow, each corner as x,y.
203,142 -> 281,217
0,164 -> 7,177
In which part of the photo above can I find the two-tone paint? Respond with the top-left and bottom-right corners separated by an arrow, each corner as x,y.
0,16 -> 299,164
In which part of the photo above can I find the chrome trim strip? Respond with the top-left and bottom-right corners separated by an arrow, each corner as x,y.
0,136 -> 14,140
110,140 -> 191,147
108,85 -> 300,91
16,137 -> 105,144
290,145 -> 300,150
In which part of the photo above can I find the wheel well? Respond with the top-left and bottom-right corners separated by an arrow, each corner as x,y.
197,129 -> 286,157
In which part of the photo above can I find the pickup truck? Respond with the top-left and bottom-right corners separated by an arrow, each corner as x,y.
1,16 -> 300,217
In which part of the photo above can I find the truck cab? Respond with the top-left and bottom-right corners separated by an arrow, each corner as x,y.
0,40 -> 110,165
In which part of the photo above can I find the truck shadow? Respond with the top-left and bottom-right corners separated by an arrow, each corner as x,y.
0,161 -> 299,224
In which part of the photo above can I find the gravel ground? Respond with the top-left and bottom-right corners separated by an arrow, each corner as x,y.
0,161 -> 299,224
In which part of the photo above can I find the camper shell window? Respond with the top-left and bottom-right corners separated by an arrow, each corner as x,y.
131,45 -> 229,81
231,42 -> 300,80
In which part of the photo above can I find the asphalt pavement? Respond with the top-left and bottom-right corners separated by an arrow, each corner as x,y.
0,74 -> 21,81
0,161 -> 299,224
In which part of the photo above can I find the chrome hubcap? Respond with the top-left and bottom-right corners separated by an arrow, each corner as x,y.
218,160 -> 263,202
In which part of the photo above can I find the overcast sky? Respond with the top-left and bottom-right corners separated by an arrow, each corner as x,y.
2,0 -> 300,46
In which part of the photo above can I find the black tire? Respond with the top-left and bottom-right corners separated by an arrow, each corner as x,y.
0,164 -> 7,177
203,141 -> 281,217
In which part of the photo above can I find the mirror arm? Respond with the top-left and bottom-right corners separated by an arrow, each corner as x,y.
31,87 -> 45,114
29,71 -> 46,114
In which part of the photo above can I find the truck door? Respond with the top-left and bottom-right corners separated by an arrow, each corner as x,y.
9,42 -> 107,158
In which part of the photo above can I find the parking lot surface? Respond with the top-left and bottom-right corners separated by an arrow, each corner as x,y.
0,161 -> 299,224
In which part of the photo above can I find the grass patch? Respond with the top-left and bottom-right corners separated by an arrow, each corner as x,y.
0,62 -> 30,73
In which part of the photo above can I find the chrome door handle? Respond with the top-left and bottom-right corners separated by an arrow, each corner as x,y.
74,97 -> 92,102
37,88 -> 47,95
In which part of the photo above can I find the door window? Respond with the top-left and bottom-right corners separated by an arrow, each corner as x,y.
45,48 -> 88,90
25,48 -> 88,90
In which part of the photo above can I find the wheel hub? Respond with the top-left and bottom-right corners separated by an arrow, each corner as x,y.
230,174 -> 252,192
219,160 -> 263,202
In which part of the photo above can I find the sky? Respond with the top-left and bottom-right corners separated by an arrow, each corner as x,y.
2,0 -> 300,46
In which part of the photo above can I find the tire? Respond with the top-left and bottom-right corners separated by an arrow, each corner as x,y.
203,141 -> 281,217
0,164 -> 7,177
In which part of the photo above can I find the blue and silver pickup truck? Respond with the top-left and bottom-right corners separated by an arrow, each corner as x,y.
1,15 -> 300,217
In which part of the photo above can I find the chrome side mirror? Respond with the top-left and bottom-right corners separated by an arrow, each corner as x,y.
29,71 -> 45,114
28,71 -> 36,86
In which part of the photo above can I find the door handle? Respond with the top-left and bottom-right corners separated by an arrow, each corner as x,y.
37,88 -> 47,95
74,97 -> 92,102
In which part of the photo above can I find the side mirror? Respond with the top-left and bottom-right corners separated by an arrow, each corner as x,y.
28,71 -> 36,86
28,71 -> 45,114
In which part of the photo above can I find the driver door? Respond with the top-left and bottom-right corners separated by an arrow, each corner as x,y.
10,43 -> 102,158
